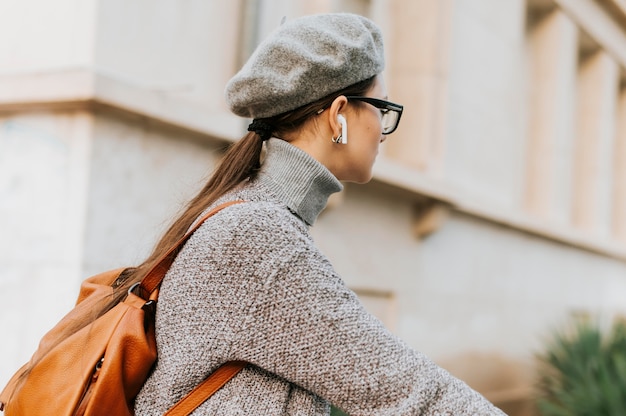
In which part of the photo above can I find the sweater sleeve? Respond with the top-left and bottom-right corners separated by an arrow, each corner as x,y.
223,203 -> 505,416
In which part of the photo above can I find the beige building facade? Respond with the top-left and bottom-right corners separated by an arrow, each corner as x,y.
2,0 -> 626,414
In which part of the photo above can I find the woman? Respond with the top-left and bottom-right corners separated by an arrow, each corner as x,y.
133,13 -> 505,415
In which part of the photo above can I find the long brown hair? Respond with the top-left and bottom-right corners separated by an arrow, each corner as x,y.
41,75 -> 377,356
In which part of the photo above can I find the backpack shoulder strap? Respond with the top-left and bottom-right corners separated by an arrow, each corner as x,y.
140,200 -> 244,295
164,361 -> 248,416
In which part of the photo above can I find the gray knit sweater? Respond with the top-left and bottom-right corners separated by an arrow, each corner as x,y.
134,139 -> 505,415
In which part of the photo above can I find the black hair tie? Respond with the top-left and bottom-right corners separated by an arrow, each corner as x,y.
247,120 -> 273,141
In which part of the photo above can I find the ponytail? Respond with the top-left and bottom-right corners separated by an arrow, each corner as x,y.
101,131 -> 264,314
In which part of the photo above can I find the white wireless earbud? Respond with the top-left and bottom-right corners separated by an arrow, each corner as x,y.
337,114 -> 347,144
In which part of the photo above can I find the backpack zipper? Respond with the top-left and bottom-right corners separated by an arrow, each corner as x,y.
73,357 -> 104,416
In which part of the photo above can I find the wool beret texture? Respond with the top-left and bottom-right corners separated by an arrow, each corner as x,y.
225,13 -> 385,119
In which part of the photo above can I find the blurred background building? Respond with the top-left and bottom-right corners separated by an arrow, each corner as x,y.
2,0 -> 626,414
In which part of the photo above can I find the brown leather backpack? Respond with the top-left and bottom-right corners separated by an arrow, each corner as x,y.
0,201 -> 246,415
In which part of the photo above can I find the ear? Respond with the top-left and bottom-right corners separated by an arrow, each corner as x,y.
327,96 -> 349,139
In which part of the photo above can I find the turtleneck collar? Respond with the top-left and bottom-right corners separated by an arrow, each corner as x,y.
257,138 -> 343,225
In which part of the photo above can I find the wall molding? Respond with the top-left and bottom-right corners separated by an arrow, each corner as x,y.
0,68 -> 244,142
373,157 -> 626,261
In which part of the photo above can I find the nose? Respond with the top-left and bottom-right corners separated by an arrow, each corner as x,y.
380,135 -> 387,143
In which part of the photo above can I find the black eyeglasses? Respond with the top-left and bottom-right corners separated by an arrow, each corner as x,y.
345,96 -> 404,135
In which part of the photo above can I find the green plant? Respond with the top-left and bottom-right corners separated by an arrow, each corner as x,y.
535,318 -> 626,415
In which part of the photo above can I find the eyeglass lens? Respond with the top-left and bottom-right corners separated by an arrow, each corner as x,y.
345,96 -> 402,135
381,111 -> 399,134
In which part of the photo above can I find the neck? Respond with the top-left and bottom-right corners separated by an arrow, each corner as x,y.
257,138 -> 343,225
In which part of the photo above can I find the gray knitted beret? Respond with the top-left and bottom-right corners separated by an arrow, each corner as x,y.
225,13 -> 385,119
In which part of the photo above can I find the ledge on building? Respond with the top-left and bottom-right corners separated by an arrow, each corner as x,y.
372,156 -> 626,261
0,68 -> 244,143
